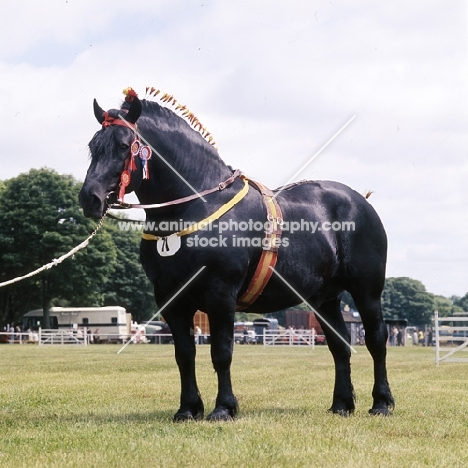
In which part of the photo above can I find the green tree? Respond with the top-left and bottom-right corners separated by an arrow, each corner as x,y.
453,293 -> 468,313
340,291 -> 357,311
0,168 -> 116,327
433,295 -> 463,317
381,277 -> 434,326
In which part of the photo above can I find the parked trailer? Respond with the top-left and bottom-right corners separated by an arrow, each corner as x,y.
253,318 -> 279,344
22,306 -> 131,342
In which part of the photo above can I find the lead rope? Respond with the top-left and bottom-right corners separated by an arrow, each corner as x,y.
0,209 -> 109,289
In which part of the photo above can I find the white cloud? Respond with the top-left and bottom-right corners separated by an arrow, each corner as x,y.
0,0 -> 467,297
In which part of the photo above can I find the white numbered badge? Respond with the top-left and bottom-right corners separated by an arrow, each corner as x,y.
156,233 -> 181,257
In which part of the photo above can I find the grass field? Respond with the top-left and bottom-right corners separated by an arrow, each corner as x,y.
0,343 -> 467,468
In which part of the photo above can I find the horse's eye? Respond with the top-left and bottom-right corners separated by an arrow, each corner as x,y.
120,143 -> 130,151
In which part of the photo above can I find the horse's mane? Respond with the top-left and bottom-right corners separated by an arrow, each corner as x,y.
141,87 -> 218,151
89,87 -> 223,179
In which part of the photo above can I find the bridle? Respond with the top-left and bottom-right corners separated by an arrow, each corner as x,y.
100,112 -> 153,203
100,112 -> 242,211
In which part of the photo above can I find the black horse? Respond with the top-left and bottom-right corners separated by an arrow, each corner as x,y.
79,89 -> 394,421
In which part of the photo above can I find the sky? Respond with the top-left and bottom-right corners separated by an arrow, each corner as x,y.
0,0 -> 467,298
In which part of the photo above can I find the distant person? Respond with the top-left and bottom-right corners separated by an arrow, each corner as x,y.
15,325 -> 21,343
195,326 -> 202,345
413,330 -> 418,346
242,327 -> 248,344
359,327 -> 365,345
424,329 -> 431,347
418,330 -> 424,346
397,328 -> 403,346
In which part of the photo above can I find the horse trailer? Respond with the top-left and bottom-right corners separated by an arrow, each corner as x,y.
22,306 -> 131,341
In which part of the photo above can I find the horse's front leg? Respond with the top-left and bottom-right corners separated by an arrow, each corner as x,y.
164,310 -> 204,422
206,308 -> 238,421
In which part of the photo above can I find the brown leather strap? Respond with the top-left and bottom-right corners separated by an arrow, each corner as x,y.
109,169 -> 242,210
246,179 -> 283,252
236,179 -> 283,310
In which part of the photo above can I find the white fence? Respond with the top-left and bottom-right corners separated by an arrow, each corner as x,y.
0,329 -> 90,345
0,330 -> 177,345
262,329 -> 317,347
1,329 -> 327,347
0,331 -> 33,344
39,329 -> 89,345
434,311 -> 468,365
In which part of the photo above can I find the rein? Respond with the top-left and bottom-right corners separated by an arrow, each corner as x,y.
108,169 -> 242,211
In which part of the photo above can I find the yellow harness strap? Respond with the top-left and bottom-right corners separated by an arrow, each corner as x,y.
141,177 -> 249,241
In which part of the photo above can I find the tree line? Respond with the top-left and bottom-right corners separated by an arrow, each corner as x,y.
0,168 -> 155,329
1,168 -> 466,329
342,278 -> 467,326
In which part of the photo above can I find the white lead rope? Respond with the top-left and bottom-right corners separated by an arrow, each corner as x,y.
0,211 -> 108,289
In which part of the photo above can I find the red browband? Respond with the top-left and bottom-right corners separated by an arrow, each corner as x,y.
102,112 -> 136,130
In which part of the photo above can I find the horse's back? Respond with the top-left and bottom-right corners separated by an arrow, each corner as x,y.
275,179 -> 386,247
261,179 -> 387,306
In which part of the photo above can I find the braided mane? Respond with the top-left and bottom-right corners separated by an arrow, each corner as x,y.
144,86 -> 218,151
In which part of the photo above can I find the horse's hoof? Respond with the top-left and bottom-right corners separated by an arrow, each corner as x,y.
327,406 -> 353,417
369,407 -> 392,416
173,410 -> 204,422
327,408 -> 352,418
206,408 -> 236,422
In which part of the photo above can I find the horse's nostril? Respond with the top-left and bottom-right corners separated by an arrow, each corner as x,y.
79,190 -> 105,218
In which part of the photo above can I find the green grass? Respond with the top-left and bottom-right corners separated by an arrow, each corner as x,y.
1,344 -> 467,467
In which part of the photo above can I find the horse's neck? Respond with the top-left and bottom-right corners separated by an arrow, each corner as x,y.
134,118 -> 232,207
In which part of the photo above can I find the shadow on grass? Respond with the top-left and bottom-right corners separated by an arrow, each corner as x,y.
238,407 -> 318,419
8,410 -> 177,426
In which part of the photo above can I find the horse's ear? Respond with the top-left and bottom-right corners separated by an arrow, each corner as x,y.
124,97 -> 142,124
93,99 -> 105,124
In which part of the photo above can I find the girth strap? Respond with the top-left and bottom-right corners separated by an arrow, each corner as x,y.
236,180 -> 283,310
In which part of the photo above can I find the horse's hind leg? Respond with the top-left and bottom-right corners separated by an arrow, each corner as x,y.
315,298 -> 355,416
350,291 -> 394,415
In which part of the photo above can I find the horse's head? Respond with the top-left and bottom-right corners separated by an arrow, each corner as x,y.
79,95 -> 143,218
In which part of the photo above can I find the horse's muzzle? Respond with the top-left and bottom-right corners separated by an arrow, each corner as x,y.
79,188 -> 107,219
